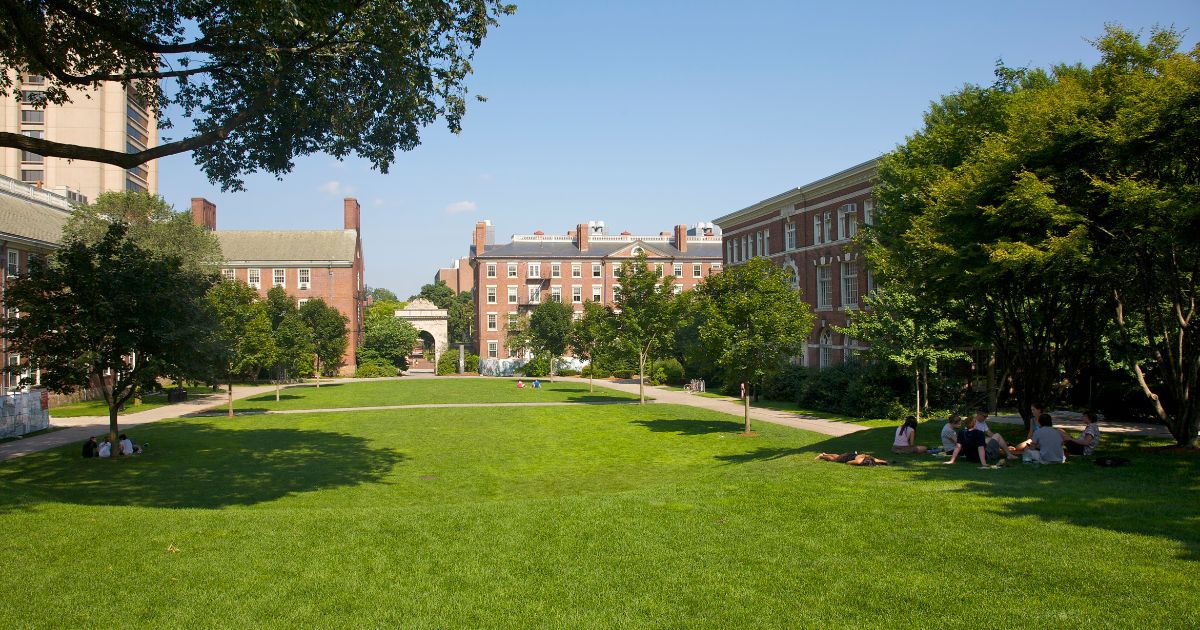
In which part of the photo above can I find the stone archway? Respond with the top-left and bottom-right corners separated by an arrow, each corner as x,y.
394,299 -> 449,372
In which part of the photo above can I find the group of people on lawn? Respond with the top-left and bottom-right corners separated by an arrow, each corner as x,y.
81,434 -> 143,458
891,404 -> 1100,467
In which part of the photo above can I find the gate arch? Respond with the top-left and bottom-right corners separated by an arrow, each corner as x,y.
394,299 -> 449,372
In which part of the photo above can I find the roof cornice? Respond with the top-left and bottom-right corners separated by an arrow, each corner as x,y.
714,157 -> 880,228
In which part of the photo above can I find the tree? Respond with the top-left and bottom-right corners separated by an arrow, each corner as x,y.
411,280 -> 456,307
207,280 -> 275,416
361,312 -> 419,372
299,298 -> 350,385
835,288 -> 967,421
693,257 -> 814,433
613,253 -> 677,404
411,281 -> 473,343
4,223 -> 216,447
528,299 -> 573,381
62,191 -> 223,278
504,313 -> 533,359
368,287 -> 399,303
0,0 -> 516,190
571,301 -> 616,393
272,311 -> 315,400
265,286 -> 296,330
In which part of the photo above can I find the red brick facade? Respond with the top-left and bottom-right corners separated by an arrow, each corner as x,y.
435,256 -> 473,293
714,159 -> 878,368
195,197 -> 366,374
469,220 -> 723,359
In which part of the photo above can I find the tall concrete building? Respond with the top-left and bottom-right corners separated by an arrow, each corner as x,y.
1,70 -> 157,203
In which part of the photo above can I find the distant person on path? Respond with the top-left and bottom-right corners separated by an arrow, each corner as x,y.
1064,410 -> 1101,456
891,416 -> 928,454
1023,414 -> 1066,464
81,436 -> 97,458
97,439 -> 112,458
971,410 -> 1017,461
945,416 -> 996,467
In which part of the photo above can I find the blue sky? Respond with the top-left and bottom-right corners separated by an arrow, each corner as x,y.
155,1 -> 1199,297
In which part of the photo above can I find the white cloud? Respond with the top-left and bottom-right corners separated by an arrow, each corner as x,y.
319,180 -> 355,195
443,200 -> 478,214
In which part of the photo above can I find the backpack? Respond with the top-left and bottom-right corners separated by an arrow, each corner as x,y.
1094,456 -> 1130,467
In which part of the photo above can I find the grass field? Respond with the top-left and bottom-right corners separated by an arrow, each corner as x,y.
230,377 -> 641,411
51,390 -> 222,418
2,389 -> 1196,627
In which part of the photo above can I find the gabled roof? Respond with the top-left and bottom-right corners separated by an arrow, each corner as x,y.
476,240 -> 722,260
0,190 -> 70,248
216,230 -> 358,264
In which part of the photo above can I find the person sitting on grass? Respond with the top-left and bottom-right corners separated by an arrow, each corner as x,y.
816,452 -> 889,466
1022,414 -> 1066,464
971,410 -> 1017,461
517,379 -> 525,389
118,434 -> 143,456
891,416 -> 928,454
81,436 -> 97,459
1064,410 -> 1101,457
97,439 -> 112,458
532,379 -> 541,389
944,416 -> 998,468
1010,402 -> 1048,454
932,415 -> 962,455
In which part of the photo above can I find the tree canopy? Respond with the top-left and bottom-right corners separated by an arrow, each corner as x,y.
299,298 -> 350,379
571,300 -> 616,393
527,299 -> 573,380
613,253 -> 677,403
207,279 -> 275,415
0,0 -> 516,190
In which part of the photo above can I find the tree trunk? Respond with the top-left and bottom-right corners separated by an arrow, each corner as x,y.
549,356 -> 555,383
227,381 -> 233,418
914,364 -> 922,423
275,375 -> 280,402
315,360 -> 321,388
638,354 -> 646,404
743,389 -> 751,434
108,403 -> 119,456
921,363 -> 929,412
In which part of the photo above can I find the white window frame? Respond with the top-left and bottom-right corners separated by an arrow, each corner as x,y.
248,268 -> 261,289
528,286 -> 541,304
7,250 -> 19,276
655,263 -> 664,278
612,285 -> 622,302
507,263 -> 518,278
863,200 -> 874,226
298,298 -> 309,307
571,262 -> 582,278
486,285 -> 497,304
487,312 -> 498,331
592,262 -> 602,278
551,285 -> 562,302
672,284 -> 683,295
763,229 -> 770,255
298,268 -> 311,290
673,263 -> 683,277
592,286 -> 602,302
528,263 -> 541,279
572,285 -> 582,303
816,265 -> 831,309
785,222 -> 796,250
551,262 -> 561,278
486,263 -> 497,278
221,268 -> 235,281
487,341 -> 498,358
841,262 -> 859,308
838,204 -> 857,241
819,329 -> 833,369
507,285 -> 518,304
273,268 -> 286,288
693,263 -> 702,278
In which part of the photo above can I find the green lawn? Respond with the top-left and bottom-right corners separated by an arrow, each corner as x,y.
230,377 -> 641,411
51,392 -> 177,418
1,397 -> 1196,628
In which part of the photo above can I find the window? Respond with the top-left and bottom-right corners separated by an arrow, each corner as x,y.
613,265 -> 621,278
756,232 -> 763,257
298,298 -> 309,307
592,286 -> 602,302
592,263 -> 602,278
763,229 -> 770,255
866,268 -> 876,296
673,263 -> 683,277
613,285 -> 622,302
551,262 -> 561,278
672,284 -> 683,295
573,311 -> 582,322
863,200 -> 874,226
22,74 -> 45,85
693,263 -> 702,278
507,263 -> 518,278
221,268 -> 235,281
732,239 -> 740,262
19,90 -> 43,105
655,264 -> 664,278
710,263 -> 722,272
816,265 -> 831,309
486,286 -> 497,304
838,204 -> 857,240
823,211 -> 832,242
507,286 -> 518,304
813,215 -> 824,245
784,264 -> 799,289
20,169 -> 43,183
743,235 -> 750,260
298,268 -> 311,289
841,262 -> 859,308
487,341 -> 498,358
819,329 -> 833,369
726,241 -> 733,264
273,269 -> 285,288
550,285 -> 562,302
507,313 -> 518,328
572,286 -> 582,303
528,263 -> 541,278
487,313 -> 498,331
7,250 -> 20,276
571,263 -> 581,278
486,263 -> 497,278
20,150 -> 42,164
785,223 -> 796,250
248,268 -> 261,289
20,110 -> 43,124
528,286 -> 541,304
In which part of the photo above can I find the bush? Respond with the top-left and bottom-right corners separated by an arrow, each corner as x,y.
355,359 -> 398,378
646,366 -> 668,386
435,352 -> 479,375
558,368 -> 580,377
581,365 -> 610,378
762,364 -> 808,402
465,353 -> 480,373
612,368 -> 634,379
653,358 -> 685,385
519,355 -> 550,377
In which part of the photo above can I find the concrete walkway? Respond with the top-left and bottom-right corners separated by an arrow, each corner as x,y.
559,377 -> 866,437
194,400 -> 641,416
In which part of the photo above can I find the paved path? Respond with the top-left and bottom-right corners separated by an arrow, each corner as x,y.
559,377 -> 866,437
987,412 -> 1171,438
194,400 -> 641,416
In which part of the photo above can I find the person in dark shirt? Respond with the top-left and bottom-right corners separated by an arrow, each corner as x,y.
81,436 -> 97,459
945,417 -> 992,467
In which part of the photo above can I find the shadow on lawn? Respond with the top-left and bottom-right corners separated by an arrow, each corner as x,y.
634,418 -> 745,435
0,421 -> 405,512
799,426 -> 1200,560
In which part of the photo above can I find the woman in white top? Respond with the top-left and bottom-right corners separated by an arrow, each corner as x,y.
892,416 -> 928,454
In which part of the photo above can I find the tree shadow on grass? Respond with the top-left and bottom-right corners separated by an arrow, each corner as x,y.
715,447 -> 809,465
633,418 -> 745,436
799,426 -> 1200,561
0,420 -> 406,512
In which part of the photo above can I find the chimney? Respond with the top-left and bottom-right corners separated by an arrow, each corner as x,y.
577,223 -> 589,252
191,197 -> 216,230
343,198 -> 361,232
674,224 -> 688,253
473,220 -> 491,256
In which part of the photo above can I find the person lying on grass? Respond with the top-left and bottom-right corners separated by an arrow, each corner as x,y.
815,452 -> 889,466
944,416 -> 1005,468
891,416 -> 928,454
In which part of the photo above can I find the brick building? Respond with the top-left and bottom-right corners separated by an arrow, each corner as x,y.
469,219 -> 723,359
194,197 -> 367,374
434,256 -> 473,293
714,159 -> 878,368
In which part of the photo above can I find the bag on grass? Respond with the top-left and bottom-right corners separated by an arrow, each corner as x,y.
1094,456 -> 1130,467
